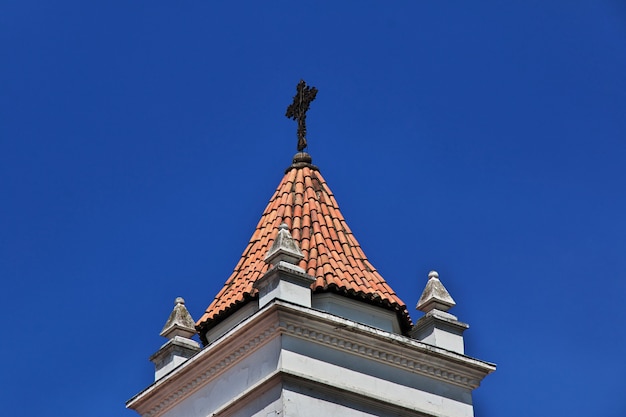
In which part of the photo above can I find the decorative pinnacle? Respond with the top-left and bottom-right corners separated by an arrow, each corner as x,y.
264,223 -> 304,266
286,80 -> 318,152
416,270 -> 456,313
160,296 -> 197,340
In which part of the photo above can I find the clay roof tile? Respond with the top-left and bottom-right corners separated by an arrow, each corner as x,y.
196,154 -> 411,337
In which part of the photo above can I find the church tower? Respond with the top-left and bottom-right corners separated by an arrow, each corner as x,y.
127,81 -> 495,417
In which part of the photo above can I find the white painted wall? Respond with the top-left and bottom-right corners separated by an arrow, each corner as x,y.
312,293 -> 401,334
160,338 -> 281,417
129,302 -> 493,417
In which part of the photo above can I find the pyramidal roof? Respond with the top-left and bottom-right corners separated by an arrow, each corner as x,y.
197,152 -> 412,337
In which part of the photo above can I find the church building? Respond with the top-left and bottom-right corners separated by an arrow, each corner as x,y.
126,81 -> 495,417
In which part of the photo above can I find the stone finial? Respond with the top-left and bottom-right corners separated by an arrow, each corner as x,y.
256,223 -> 314,309
264,223 -> 304,266
416,270 -> 456,313
160,297 -> 197,339
151,297 -> 200,380
411,271 -> 467,353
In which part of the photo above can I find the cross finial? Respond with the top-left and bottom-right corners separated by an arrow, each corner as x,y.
286,80 -> 318,152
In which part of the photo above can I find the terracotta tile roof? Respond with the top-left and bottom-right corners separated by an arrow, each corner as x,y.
197,153 -> 412,337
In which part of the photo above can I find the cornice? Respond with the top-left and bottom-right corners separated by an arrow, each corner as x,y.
128,309 -> 283,417
280,313 -> 491,389
128,300 -> 495,417
288,302 -> 494,390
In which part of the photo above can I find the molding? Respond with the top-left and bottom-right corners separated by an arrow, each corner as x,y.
283,321 -> 476,388
128,300 -> 495,417
145,324 -> 279,417
278,307 -> 493,390
128,309 -> 283,417
255,262 -> 314,289
412,309 -> 469,334
149,336 -> 200,365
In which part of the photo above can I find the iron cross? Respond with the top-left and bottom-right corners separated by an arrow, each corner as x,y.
286,80 -> 318,152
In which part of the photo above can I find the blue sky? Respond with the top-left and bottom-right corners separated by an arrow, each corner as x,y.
2,1 -> 625,416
